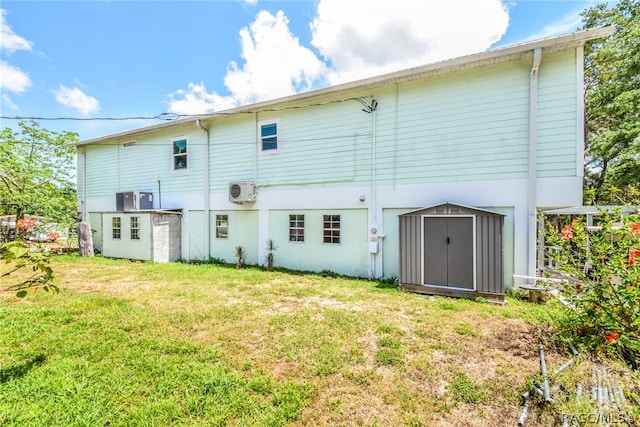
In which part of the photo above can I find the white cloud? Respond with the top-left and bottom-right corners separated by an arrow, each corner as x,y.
168,10 -> 326,115
0,9 -> 33,98
0,9 -> 33,53
0,60 -> 31,93
2,94 -> 18,110
310,0 -> 510,84
168,0 -> 510,113
53,85 -> 100,116
167,82 -> 238,115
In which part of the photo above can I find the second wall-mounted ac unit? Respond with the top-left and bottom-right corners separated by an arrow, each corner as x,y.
229,181 -> 256,204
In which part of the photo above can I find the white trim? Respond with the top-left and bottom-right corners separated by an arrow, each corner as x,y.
257,119 -> 280,155
421,214 -> 476,291
171,136 -> 189,173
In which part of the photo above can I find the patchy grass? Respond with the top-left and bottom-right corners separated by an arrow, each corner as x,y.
1,255 -> 632,426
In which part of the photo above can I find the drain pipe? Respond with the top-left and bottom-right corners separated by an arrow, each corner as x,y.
528,48 -> 542,279
196,119 -> 210,260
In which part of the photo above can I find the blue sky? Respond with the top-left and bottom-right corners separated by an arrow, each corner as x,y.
0,0 -> 609,141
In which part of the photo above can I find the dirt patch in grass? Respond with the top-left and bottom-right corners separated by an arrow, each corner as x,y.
486,319 -> 539,359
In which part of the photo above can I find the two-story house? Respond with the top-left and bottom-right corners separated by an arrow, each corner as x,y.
75,27 -> 613,301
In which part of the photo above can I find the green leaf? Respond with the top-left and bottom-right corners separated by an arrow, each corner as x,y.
8,245 -> 28,259
16,290 -> 28,298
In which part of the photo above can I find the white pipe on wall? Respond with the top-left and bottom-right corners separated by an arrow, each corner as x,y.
528,48 -> 542,279
196,119 -> 211,260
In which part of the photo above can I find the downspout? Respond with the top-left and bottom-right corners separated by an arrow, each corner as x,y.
253,113 -> 258,185
528,48 -> 542,279
196,119 -> 210,260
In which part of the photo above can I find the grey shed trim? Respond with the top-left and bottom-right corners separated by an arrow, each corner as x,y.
398,203 -> 505,303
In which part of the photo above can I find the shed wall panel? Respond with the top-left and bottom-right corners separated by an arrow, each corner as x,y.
399,215 -> 422,285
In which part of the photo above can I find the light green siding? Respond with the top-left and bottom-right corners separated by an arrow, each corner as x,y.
209,117 -> 256,192
209,210 -> 259,265
187,211 -> 207,260
83,129 -> 207,201
376,59 -> 531,185
84,144 -> 119,197
269,209 -> 369,277
538,50 -> 579,177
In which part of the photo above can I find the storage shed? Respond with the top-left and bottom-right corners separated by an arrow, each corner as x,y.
100,210 -> 182,263
399,203 -> 505,303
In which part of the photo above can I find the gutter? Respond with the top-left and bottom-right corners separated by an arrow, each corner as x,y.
196,119 -> 210,260
528,48 -> 542,278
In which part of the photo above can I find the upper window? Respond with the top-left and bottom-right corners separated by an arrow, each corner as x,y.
112,217 -> 121,240
259,120 -> 279,153
216,215 -> 228,239
172,137 -> 188,170
323,214 -> 341,244
289,214 -> 304,242
130,216 -> 140,240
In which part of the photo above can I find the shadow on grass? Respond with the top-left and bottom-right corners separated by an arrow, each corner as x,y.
0,353 -> 46,383
374,280 -> 400,290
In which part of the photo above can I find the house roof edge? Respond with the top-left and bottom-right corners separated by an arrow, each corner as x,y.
74,26 -> 614,147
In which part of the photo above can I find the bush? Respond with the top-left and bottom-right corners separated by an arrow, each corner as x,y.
545,209 -> 640,369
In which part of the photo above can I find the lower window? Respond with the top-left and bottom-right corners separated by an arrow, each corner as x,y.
289,214 -> 304,242
216,215 -> 228,239
112,217 -> 121,239
130,216 -> 140,240
323,214 -> 340,244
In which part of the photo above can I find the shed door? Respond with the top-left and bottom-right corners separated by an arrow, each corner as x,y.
423,216 -> 474,289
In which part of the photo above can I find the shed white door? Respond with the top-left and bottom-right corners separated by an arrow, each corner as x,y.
423,217 -> 474,289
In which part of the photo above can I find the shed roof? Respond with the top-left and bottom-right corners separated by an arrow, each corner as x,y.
399,202 -> 505,217
74,26 -> 614,147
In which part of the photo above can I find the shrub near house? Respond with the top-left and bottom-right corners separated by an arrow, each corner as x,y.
546,210 -> 640,368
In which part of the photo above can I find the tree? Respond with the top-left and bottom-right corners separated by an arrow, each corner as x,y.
582,0 -> 640,204
0,121 -> 78,224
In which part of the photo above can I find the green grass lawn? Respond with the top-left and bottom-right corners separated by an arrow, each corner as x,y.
0,255 -> 596,426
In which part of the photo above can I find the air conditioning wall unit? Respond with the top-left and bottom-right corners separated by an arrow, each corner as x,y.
116,191 -> 154,211
229,181 -> 256,204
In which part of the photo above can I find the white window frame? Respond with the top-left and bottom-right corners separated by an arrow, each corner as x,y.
130,216 -> 140,240
171,136 -> 189,172
112,217 -> 121,240
216,215 -> 228,239
289,214 -> 305,243
323,214 -> 341,245
258,119 -> 280,154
